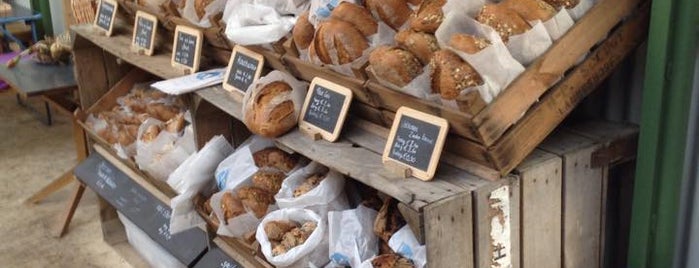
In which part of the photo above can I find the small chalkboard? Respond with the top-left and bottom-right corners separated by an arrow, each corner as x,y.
299,77 -> 353,142
131,11 -> 157,56
171,25 -> 203,74
223,45 -> 264,97
382,107 -> 449,181
193,240 -> 243,268
94,0 -> 118,36
74,153 -> 208,266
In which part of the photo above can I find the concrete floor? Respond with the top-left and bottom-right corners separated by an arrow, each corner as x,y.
0,91 -> 130,267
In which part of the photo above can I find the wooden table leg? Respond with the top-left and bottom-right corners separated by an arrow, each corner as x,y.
55,182 -> 86,238
25,168 -> 75,204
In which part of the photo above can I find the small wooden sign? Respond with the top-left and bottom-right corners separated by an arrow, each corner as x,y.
171,25 -> 203,74
382,107 -> 449,181
94,0 -> 118,36
299,77 -> 353,142
131,11 -> 157,56
223,45 -> 264,96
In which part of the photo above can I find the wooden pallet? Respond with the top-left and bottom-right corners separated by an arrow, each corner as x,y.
281,0 -> 649,177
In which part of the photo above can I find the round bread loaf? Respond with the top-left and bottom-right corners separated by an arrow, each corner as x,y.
502,0 -> 557,21
292,12 -> 314,50
244,81 -> 297,138
430,49 -> 483,100
476,4 -> 531,42
252,147 -> 298,173
410,0 -> 446,33
194,0 -> 213,19
314,19 -> 369,64
369,46 -> 422,87
365,0 -> 412,31
331,2 -> 378,37
395,29 -> 440,64
449,34 -> 491,54
543,0 -> 580,9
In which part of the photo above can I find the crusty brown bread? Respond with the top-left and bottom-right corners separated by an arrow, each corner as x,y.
394,29 -> 440,64
430,49 -> 483,100
194,0 -> 213,19
252,147 -> 298,173
292,12 -> 314,50
448,34 -> 491,54
543,0 -> 580,9
365,0 -> 412,31
330,2 -> 378,37
369,46 -> 423,87
501,0 -> 557,21
410,0 -> 446,33
476,3 -> 532,42
244,81 -> 297,138
313,19 -> 369,64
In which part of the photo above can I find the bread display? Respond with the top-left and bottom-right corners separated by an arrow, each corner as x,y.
252,170 -> 286,194
448,34 -> 491,54
369,46 -> 423,87
476,4 -> 531,42
410,0 -> 447,33
252,147 -> 298,173
501,0 -> 557,22
543,0 -> 580,9
394,30 -> 440,65
293,173 -> 326,197
313,19 -> 369,65
265,220 -> 318,256
330,2 -> 378,37
364,0 -> 412,31
430,49 -> 484,100
292,12 -> 315,50
372,254 -> 415,268
243,81 -> 297,138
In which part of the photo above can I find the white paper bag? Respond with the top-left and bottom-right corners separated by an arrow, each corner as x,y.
275,162 -> 349,218
257,208 -> 329,268
328,205 -> 379,267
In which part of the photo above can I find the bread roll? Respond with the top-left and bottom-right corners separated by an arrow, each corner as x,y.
476,4 -> 531,42
252,170 -> 286,194
244,81 -> 297,138
293,173 -> 326,197
365,0 -> 412,30
502,0 -> 557,21
394,29 -> 440,64
237,186 -> 274,218
252,147 -> 298,172
543,0 -> 580,9
369,46 -> 422,87
165,113 -> 185,133
372,254 -> 415,268
448,34 -> 491,54
141,124 -> 161,142
330,2 -> 378,37
221,192 -> 245,224
410,0 -> 446,33
430,49 -> 483,100
292,12 -> 314,50
313,19 -> 369,64
194,0 -> 213,19
265,220 -> 298,241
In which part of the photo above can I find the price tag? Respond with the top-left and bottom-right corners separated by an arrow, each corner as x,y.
94,0 -> 118,36
299,77 -> 353,142
131,11 -> 157,56
382,107 -> 449,181
223,45 -> 264,97
171,25 -> 203,74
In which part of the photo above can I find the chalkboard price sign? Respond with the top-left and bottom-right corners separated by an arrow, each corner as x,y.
299,77 -> 353,142
74,151 -> 208,266
131,11 -> 157,56
193,239 -> 243,268
382,107 -> 449,181
94,0 -> 118,36
223,45 -> 264,96
171,25 -> 203,73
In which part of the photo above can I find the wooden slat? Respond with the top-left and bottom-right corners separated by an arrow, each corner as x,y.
472,0 -> 643,146
473,179 -> 518,268
485,6 -> 649,175
515,150 -> 562,268
191,94 -> 235,149
424,192 -> 474,267
73,35 -> 111,109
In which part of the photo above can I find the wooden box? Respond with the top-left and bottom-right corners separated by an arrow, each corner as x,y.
281,0 -> 649,177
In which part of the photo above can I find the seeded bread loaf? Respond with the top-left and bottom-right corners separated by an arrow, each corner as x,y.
395,29 -> 440,64
330,2 -> 378,37
430,49 -> 483,100
448,34 -> 491,54
369,46 -> 423,87
410,0 -> 446,33
476,3 -> 531,42
543,0 -> 580,9
502,0 -> 557,21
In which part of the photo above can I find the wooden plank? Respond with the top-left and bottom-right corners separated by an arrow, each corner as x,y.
473,178 -> 518,268
472,0 -> 643,146
565,121 -> 639,167
509,175 -> 521,268
73,35 -> 110,109
191,94 -> 235,149
539,131 -> 602,268
55,183 -> 86,237
424,192 -> 473,267
397,203 -> 424,244
485,6 -> 650,175
515,150 -> 562,268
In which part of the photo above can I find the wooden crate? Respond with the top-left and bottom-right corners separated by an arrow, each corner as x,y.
281,0 -> 649,177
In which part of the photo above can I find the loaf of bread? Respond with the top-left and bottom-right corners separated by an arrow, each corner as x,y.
372,254 -> 415,268
194,0 -> 213,19
165,113 -> 185,133
410,0 -> 446,33
293,173 -> 326,197
448,34 -> 491,54
502,0 -> 557,21
292,12 -> 314,50
365,0 -> 412,30
313,19 -> 369,64
244,81 -> 297,138
476,4 -> 531,42
221,192 -> 245,224
430,49 -> 483,100
252,147 -> 298,173
237,186 -> 275,218
330,2 -> 378,37
543,0 -> 580,9
141,124 -> 161,142
395,29 -> 440,64
265,220 -> 298,241
369,46 -> 423,87
252,170 -> 286,194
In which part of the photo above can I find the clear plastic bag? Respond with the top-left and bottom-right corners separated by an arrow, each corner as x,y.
328,205 -> 379,267
275,162 -> 350,218
257,208 -> 329,268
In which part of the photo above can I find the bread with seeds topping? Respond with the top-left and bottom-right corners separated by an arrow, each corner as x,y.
502,0 -> 557,22
476,3 -> 531,42
448,34 -> 491,54
430,49 -> 483,100
543,0 -> 580,9
410,0 -> 446,33
395,29 -> 440,64
369,46 -> 423,87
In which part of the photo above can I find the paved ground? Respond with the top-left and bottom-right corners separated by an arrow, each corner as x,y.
0,91 -> 130,267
